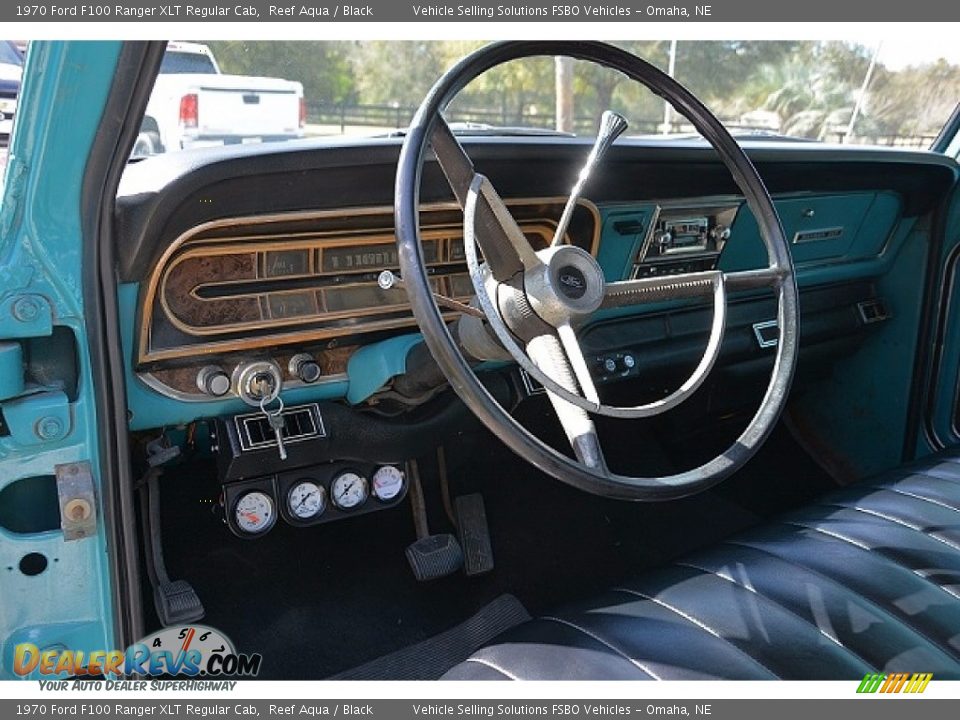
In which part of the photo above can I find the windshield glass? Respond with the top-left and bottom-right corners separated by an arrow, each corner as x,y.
132,40 -> 960,159
159,49 -> 218,74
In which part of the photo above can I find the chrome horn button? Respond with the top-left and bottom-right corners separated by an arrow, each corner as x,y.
525,245 -> 606,326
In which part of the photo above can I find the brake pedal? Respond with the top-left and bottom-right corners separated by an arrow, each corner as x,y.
455,493 -> 494,576
139,467 -> 205,625
406,535 -> 464,582
405,459 -> 463,581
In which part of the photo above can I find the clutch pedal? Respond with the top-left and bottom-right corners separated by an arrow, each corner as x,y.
139,466 -> 204,626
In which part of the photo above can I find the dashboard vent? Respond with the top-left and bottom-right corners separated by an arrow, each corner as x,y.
235,403 -> 326,453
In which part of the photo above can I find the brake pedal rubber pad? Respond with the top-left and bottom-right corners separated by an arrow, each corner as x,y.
455,493 -> 494,576
155,579 -> 205,626
406,534 -> 464,581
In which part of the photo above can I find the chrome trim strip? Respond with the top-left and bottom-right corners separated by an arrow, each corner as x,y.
752,319 -> 779,348
792,226 -> 844,244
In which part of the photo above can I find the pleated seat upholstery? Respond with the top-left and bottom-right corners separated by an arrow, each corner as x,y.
443,450 -> 960,680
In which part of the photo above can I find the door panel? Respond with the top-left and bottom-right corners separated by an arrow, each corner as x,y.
0,41 -> 122,679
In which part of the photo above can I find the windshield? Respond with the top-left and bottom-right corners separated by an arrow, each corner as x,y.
133,40 -> 960,159
0,41 -> 22,67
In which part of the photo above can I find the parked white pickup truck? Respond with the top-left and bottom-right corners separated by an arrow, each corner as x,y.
134,42 -> 305,157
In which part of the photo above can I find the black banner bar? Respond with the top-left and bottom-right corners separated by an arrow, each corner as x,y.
3,0 -> 960,22
2,699 -> 959,720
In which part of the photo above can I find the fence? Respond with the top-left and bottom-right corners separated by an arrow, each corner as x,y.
304,101 -> 938,148
306,101 -> 601,134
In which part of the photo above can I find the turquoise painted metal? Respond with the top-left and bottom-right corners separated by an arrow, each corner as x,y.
0,342 -> 25,400
595,208 -> 651,281
0,41 -> 123,679
346,333 -> 424,404
2,392 -> 71,446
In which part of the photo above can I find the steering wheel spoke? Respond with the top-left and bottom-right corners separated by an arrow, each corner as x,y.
556,322 -> 601,406
602,270 -> 720,309
431,118 -> 541,280
723,266 -> 787,292
601,266 -> 785,311
527,331 -> 608,473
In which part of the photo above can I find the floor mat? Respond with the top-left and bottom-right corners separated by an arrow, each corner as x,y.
150,411 -> 832,678
332,594 -> 530,680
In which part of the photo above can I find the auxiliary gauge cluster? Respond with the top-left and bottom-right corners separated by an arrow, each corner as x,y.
223,462 -> 407,538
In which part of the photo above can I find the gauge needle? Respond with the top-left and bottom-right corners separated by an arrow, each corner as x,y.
242,512 -> 260,523
174,626 -> 196,670
297,492 -> 316,509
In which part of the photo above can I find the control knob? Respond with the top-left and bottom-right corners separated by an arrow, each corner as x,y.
599,354 -> 637,376
197,366 -> 231,397
289,353 -> 322,384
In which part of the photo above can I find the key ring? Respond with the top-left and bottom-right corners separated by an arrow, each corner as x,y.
259,395 -> 285,417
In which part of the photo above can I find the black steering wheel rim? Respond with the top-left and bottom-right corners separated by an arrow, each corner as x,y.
395,40 -> 798,500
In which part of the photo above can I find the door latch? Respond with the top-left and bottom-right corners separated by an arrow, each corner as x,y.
55,461 -> 98,541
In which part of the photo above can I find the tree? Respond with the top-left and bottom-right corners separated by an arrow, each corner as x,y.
737,43 -> 872,139
866,60 -> 960,140
349,41 -> 450,108
205,41 -> 356,108
445,46 -> 554,126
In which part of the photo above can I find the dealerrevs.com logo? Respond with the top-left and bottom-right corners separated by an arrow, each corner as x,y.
13,625 -> 262,679
857,673 -> 933,694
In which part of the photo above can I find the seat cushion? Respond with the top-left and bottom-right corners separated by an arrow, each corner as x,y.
443,450 -> 960,680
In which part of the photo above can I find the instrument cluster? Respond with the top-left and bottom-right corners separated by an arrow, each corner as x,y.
224,462 -> 407,538
135,200 -> 600,403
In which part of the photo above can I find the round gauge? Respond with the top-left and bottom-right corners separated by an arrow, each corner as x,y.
234,491 -> 276,535
372,466 -> 405,502
288,480 -> 327,520
331,471 -> 369,510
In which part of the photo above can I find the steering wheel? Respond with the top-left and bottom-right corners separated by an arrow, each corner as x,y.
395,41 -> 798,500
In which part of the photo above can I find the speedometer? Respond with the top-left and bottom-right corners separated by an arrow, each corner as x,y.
331,471 -> 369,510
288,480 -> 326,520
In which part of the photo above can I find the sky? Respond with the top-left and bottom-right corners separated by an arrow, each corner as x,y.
876,37 -> 960,70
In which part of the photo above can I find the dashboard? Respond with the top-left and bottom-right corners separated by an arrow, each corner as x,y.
115,136 -> 957,536
116,136 -> 955,419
